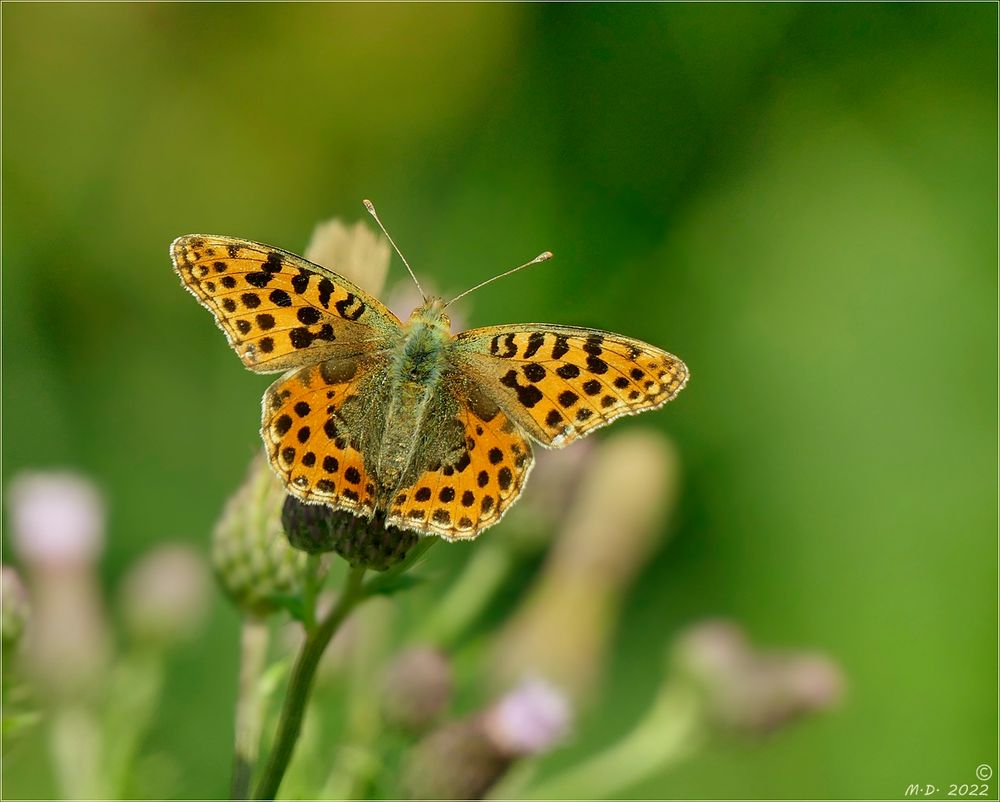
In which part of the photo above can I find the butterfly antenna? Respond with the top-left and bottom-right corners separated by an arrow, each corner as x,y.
363,199 -> 427,301
444,250 -> 553,308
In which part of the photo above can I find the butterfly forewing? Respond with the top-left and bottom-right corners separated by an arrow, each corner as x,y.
454,325 -> 689,447
172,235 -> 400,373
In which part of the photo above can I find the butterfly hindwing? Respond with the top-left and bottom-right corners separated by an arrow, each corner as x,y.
262,356 -> 387,514
172,235 -> 400,373
384,384 -> 534,540
454,325 -> 689,447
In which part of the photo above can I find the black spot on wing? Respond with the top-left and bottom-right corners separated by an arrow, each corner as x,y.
335,292 -> 366,321
297,307 -> 321,325
490,333 -> 517,358
522,363 -> 546,383
246,272 -> 272,288
551,335 -> 570,360
500,369 -> 543,408
317,278 -> 334,308
523,331 -> 546,358
264,252 -> 283,273
586,355 -> 609,374
292,270 -> 310,294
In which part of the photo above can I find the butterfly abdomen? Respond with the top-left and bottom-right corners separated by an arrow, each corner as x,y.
375,308 -> 454,503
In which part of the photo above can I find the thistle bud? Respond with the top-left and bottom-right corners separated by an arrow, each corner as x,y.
400,679 -> 571,800
380,646 -> 453,732
673,619 -> 845,737
119,544 -> 211,646
1,566 -> 30,651
282,497 -> 420,572
212,454 -> 309,617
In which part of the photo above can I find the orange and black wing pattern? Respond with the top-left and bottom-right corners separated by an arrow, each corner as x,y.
261,358 -> 385,515
171,235 -> 399,373
454,325 -> 688,447
384,392 -> 533,540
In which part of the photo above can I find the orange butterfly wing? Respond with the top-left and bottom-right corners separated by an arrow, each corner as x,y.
383,388 -> 533,540
171,235 -> 399,373
261,358 -> 383,515
454,325 -> 688,447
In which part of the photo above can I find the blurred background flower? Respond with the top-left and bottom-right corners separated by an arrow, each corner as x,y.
400,678 -> 572,800
7,471 -> 110,700
380,646 -> 454,733
673,619 -> 845,738
118,543 -> 211,647
1,565 -> 31,651
489,429 -> 680,703
305,217 -> 390,296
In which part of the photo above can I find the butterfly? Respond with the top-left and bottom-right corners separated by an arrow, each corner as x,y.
171,221 -> 688,541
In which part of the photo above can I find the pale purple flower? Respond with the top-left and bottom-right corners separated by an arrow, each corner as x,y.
7,471 -> 105,566
484,678 -> 572,756
401,678 -> 573,798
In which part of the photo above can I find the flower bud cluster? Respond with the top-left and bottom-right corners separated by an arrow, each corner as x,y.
282,497 -> 419,572
212,454 -> 308,616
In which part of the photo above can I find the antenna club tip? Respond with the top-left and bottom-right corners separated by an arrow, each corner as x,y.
362,199 -> 376,213
538,251 -> 554,262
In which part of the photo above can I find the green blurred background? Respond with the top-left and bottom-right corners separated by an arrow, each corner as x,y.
3,3 -> 996,799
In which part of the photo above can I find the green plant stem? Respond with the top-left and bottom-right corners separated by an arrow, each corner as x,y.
516,680 -> 704,799
416,539 -> 512,647
105,648 -> 165,797
252,565 -> 368,800
230,617 -> 271,800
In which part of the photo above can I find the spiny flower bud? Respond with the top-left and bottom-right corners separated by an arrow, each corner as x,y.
119,544 -> 211,646
1,566 -> 30,651
673,619 -> 845,737
213,453 -> 309,617
380,646 -> 453,732
400,679 -> 571,799
282,497 -> 420,572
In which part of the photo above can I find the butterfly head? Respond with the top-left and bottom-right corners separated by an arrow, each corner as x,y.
408,297 -> 452,334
